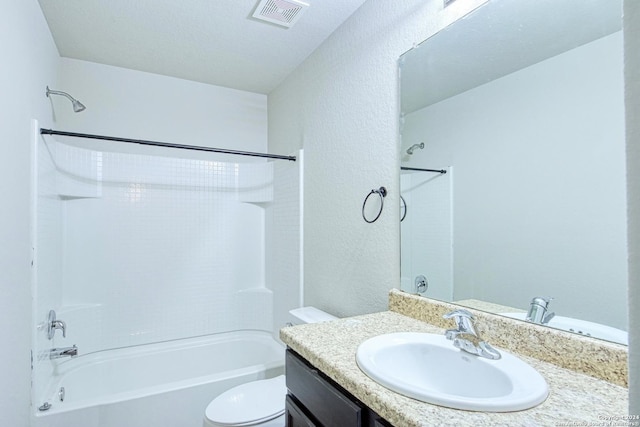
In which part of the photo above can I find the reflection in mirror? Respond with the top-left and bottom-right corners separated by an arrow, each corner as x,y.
399,0 -> 627,344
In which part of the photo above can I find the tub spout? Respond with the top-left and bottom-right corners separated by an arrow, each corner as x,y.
50,345 -> 78,360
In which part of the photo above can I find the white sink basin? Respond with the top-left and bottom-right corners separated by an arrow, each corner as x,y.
356,332 -> 548,412
500,313 -> 628,345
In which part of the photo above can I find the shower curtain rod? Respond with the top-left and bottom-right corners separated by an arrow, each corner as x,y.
401,166 -> 446,174
40,129 -> 297,162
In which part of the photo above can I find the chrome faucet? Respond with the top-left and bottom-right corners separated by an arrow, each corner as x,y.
47,310 -> 67,339
49,345 -> 78,360
525,297 -> 555,325
443,309 -> 501,360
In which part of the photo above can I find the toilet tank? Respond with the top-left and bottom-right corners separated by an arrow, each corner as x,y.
288,307 -> 337,325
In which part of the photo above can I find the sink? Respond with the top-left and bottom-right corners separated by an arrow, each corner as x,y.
356,332 -> 548,412
500,313 -> 628,345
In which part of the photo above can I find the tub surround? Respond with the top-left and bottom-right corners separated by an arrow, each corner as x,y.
280,290 -> 628,427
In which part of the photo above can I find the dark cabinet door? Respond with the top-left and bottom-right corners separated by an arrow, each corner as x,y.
285,349 -> 393,427
286,350 -> 363,426
285,395 -> 318,427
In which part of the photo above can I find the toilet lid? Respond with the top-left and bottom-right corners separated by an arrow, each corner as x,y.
205,375 -> 286,426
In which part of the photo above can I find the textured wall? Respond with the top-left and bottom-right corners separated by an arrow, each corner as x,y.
268,0 -> 487,318
0,1 -> 59,425
270,0 -> 638,404
625,0 -> 640,415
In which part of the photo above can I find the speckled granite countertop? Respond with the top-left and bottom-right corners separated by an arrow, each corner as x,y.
280,311 -> 629,427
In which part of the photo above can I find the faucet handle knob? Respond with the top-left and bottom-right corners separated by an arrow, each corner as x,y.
47,310 -> 67,340
530,296 -> 553,307
443,309 -> 477,336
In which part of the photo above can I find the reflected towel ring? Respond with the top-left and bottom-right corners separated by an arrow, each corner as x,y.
400,195 -> 407,222
362,187 -> 387,223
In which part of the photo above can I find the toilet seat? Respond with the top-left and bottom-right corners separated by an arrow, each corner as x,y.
204,375 -> 286,426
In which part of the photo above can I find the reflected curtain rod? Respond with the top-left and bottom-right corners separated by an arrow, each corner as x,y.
401,166 -> 446,174
40,129 -> 296,162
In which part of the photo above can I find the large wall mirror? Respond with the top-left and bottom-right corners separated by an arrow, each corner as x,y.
399,0 -> 627,345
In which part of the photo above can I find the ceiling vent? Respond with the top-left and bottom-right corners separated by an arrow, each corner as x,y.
252,0 -> 310,28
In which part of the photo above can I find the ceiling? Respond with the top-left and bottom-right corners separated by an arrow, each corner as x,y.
38,0 -> 368,94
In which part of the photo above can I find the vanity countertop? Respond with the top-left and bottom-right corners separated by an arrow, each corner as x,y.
280,310 -> 629,427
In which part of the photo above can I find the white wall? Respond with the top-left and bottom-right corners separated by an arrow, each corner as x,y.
268,0 -> 488,317
402,32 -> 627,330
0,1 -> 60,425
55,58 -> 267,155
40,59 -> 274,349
624,0 -> 640,415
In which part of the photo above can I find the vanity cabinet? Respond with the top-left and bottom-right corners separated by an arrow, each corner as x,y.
285,349 -> 392,427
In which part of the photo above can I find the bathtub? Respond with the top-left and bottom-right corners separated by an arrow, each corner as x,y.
33,331 -> 285,427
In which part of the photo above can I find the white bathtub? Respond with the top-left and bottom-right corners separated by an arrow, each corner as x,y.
33,331 -> 285,427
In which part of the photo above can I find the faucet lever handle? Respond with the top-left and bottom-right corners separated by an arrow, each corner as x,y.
531,296 -> 553,308
443,309 -> 477,336
542,312 -> 556,325
47,310 -> 67,339
444,310 -> 501,360
53,320 -> 67,338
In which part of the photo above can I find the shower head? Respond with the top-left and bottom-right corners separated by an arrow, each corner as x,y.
71,99 -> 86,113
46,86 -> 86,113
406,142 -> 424,155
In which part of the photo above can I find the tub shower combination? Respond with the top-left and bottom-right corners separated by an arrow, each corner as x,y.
32,125 -> 299,426
34,332 -> 283,426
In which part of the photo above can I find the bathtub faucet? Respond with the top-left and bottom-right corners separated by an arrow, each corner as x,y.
49,345 -> 78,360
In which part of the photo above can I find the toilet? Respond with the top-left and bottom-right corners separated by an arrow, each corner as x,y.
203,307 -> 337,427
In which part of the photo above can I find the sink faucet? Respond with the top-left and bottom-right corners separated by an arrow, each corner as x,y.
49,345 -> 78,360
525,297 -> 555,325
443,309 -> 501,360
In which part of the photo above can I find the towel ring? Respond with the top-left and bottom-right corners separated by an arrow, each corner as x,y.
400,195 -> 407,222
362,187 -> 387,223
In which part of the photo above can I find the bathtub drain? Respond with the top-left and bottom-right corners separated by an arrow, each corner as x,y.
59,387 -> 65,402
38,402 -> 51,412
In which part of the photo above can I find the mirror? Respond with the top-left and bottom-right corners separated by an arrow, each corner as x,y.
399,0 -> 627,344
